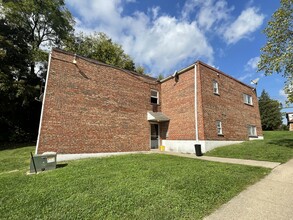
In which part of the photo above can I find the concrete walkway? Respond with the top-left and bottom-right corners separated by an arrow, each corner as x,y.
57,150 -> 280,169
159,151 -> 280,168
57,151 -> 151,162
204,158 -> 293,220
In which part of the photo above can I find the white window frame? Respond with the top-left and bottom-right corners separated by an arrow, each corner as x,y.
151,90 -> 159,104
216,121 -> 223,135
213,80 -> 219,95
248,125 -> 257,137
243,94 -> 253,105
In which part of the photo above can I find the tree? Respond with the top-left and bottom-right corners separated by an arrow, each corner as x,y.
258,90 -> 283,130
0,0 -> 74,143
135,65 -> 145,74
65,32 -> 136,71
3,0 -> 75,76
157,74 -> 164,80
0,16 -> 38,143
258,0 -> 293,102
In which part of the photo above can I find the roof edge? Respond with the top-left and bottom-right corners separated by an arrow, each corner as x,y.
196,61 -> 255,90
160,63 -> 195,83
160,60 -> 255,90
51,48 -> 158,82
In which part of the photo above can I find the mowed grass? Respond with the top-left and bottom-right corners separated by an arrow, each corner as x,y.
0,146 -> 269,220
0,145 -> 35,173
206,131 -> 293,163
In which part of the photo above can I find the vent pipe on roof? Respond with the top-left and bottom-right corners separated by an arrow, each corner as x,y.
172,70 -> 177,77
173,70 -> 179,82
73,54 -> 77,64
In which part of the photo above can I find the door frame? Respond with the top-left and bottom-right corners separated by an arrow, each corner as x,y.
150,122 -> 160,149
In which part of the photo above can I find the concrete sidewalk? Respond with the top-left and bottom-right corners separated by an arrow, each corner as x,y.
204,159 -> 293,220
159,151 -> 280,168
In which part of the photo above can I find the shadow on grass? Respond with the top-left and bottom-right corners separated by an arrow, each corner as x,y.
268,139 -> 293,149
56,163 -> 68,169
0,142 -> 36,151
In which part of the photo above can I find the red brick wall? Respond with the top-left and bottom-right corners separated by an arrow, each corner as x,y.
198,62 -> 263,140
37,49 -> 160,153
161,68 -> 196,140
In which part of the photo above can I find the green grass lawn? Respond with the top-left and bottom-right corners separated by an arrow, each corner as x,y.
0,146 -> 269,220
0,145 -> 35,173
206,131 -> 293,163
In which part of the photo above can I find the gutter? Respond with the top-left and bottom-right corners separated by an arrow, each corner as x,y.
194,64 -> 199,141
35,50 -> 52,154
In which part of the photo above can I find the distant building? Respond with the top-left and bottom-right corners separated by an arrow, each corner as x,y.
36,48 -> 263,155
286,112 -> 293,131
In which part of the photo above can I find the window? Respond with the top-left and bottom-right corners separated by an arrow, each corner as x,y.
243,94 -> 253,105
248,125 -> 257,137
213,80 -> 219,94
151,90 -> 159,104
216,121 -> 223,135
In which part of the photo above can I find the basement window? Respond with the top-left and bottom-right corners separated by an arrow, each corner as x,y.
151,90 -> 159,104
216,121 -> 223,135
213,80 -> 219,95
243,94 -> 253,105
248,125 -> 257,137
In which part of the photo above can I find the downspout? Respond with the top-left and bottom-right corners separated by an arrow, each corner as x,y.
194,64 -> 199,142
35,50 -> 52,154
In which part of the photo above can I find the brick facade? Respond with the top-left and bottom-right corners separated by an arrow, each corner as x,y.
161,68 -> 196,140
197,62 -> 262,140
161,62 -> 262,142
37,49 -> 160,153
37,49 -> 263,154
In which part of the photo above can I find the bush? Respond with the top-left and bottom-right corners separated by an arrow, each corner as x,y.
278,124 -> 289,131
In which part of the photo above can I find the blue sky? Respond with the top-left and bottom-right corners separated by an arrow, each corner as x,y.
65,0 -> 292,116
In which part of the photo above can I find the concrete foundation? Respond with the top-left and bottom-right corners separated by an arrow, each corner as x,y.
162,140 -> 244,154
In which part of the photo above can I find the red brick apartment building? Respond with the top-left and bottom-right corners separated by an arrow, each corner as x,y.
36,48 -> 263,155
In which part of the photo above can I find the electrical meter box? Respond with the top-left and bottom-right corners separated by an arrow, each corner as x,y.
30,152 -> 57,173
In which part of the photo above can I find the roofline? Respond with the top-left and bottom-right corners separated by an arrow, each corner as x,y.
160,63 -> 195,83
160,60 -> 255,90
52,48 -> 158,82
196,61 -> 255,90
53,48 -> 257,89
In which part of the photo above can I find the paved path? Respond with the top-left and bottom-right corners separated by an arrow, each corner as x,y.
158,151 -> 280,168
204,158 -> 293,220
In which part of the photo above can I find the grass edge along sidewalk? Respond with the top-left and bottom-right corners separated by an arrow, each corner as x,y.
205,131 -> 293,163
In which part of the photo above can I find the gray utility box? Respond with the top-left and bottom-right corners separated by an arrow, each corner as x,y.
30,152 -> 57,173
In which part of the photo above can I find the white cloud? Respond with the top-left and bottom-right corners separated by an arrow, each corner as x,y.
238,73 -> 253,82
151,6 -> 160,19
66,0 -> 213,75
238,56 -> 261,81
182,0 -> 233,31
279,89 -> 288,100
223,7 -> 264,44
67,0 -> 122,25
246,56 -> 260,70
